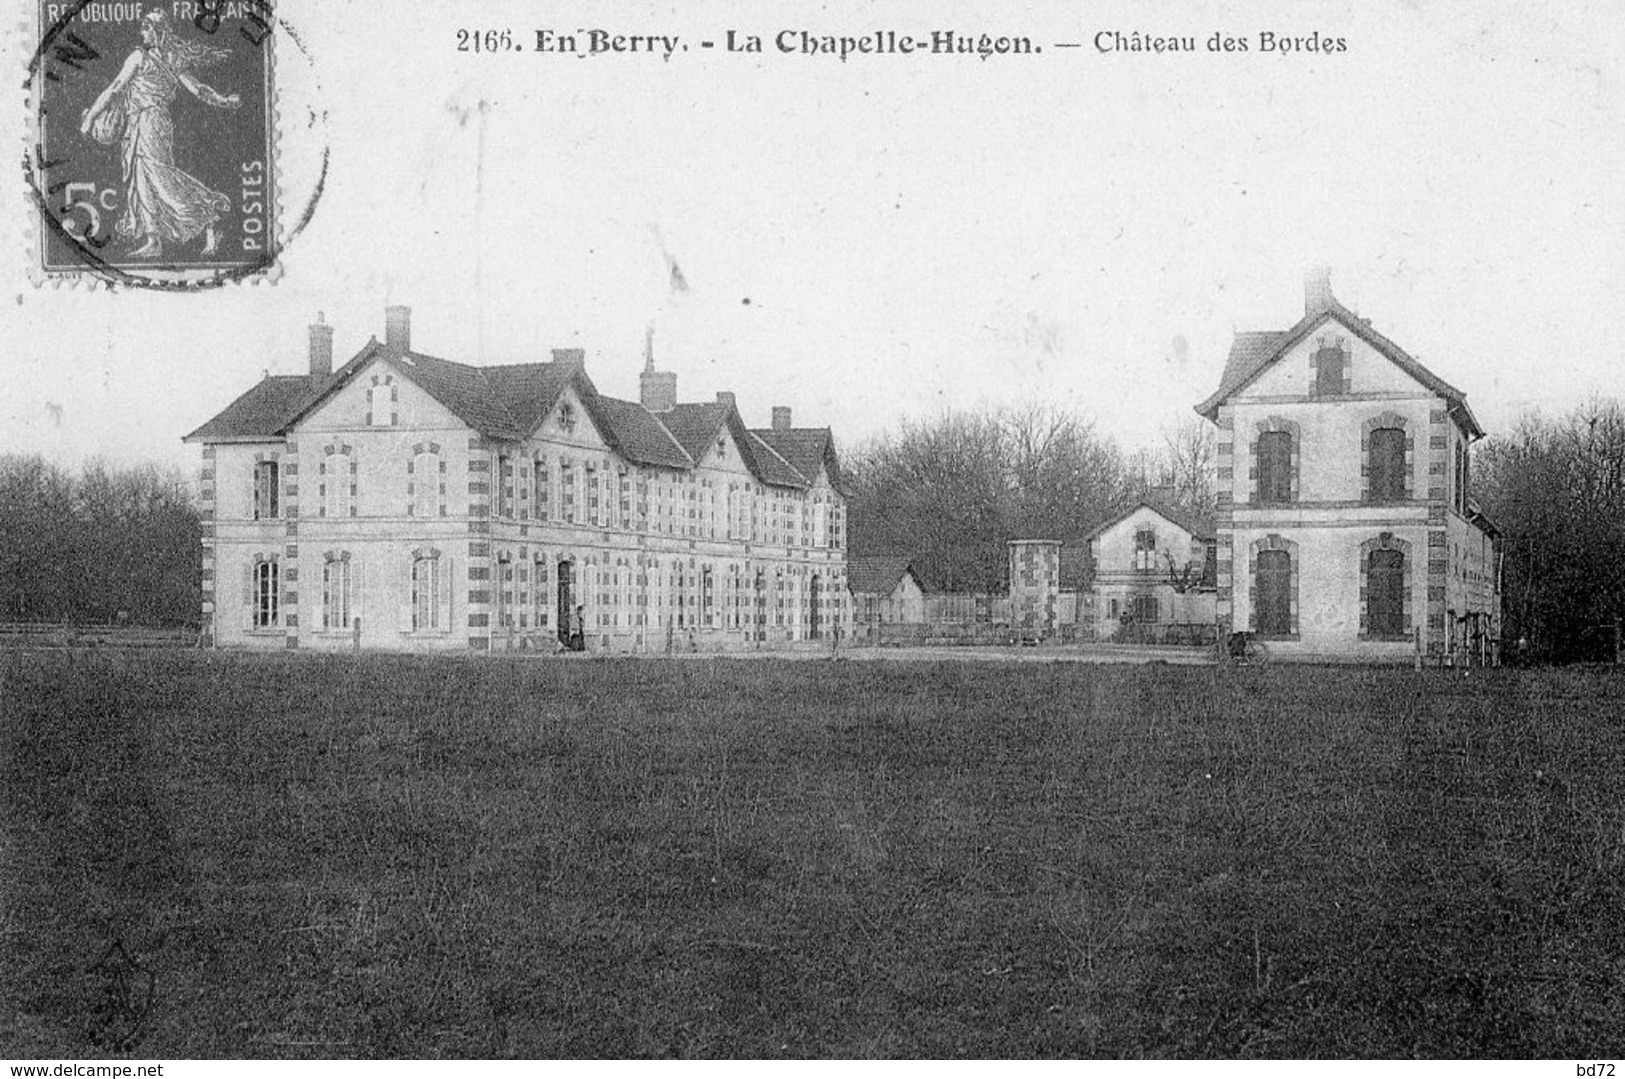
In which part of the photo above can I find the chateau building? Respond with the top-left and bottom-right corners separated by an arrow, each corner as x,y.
1196,271 -> 1501,661
185,307 -> 850,653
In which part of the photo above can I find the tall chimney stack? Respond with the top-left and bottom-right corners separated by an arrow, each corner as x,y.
551,347 -> 585,374
308,311 -> 333,384
1304,267 -> 1334,316
772,406 -> 792,432
384,304 -> 411,352
716,391 -> 736,411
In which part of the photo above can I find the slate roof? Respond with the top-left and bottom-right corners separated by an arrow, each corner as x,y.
742,432 -> 809,489
182,375 -> 323,442
752,427 -> 840,489
1195,296 -> 1483,437
661,402 -> 729,462
185,340 -> 829,488
595,396 -> 694,470
847,556 -> 921,596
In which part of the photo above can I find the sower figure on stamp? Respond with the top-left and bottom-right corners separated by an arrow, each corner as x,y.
79,11 -> 240,259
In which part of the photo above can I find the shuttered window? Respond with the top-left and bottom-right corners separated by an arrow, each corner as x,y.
1369,428 -> 1405,502
1367,550 -> 1405,637
1256,549 -> 1292,636
1258,431 -> 1292,504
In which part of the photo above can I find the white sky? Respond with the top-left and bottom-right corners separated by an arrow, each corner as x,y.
3,0 -> 1622,475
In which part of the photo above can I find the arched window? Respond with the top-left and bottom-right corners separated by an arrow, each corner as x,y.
1256,549 -> 1292,636
1258,431 -> 1293,504
1367,549 -> 1405,637
1368,427 -> 1406,502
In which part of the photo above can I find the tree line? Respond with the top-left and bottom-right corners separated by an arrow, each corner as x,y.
843,406 -> 1213,591
0,454 -> 200,626
1478,397 -> 1625,663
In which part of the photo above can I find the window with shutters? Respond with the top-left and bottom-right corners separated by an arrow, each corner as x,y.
1257,430 -> 1292,505
534,455 -> 550,522
1255,548 -> 1292,636
560,460 -> 576,523
1314,344 -> 1346,397
1367,549 -> 1405,637
1368,427 -> 1406,502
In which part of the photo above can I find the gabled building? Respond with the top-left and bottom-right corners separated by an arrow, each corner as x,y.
1196,271 -> 1500,662
1082,498 -> 1216,640
848,556 -> 928,628
184,306 -> 850,652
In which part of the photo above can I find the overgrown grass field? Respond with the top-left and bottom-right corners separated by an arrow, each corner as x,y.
4,651 -> 1624,1057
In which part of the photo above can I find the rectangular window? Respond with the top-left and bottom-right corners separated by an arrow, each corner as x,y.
323,453 -> 352,518
253,461 -> 279,520
1130,594 -> 1159,623
1134,527 -> 1157,571
368,383 -> 393,426
496,454 -> 513,518
1314,345 -> 1345,397
412,556 -> 440,631
535,455 -> 550,521
322,558 -> 351,631
253,559 -> 278,629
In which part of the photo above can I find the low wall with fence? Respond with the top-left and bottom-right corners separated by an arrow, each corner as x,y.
0,623 -> 198,648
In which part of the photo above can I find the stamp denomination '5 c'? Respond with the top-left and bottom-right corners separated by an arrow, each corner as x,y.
30,1 -> 278,286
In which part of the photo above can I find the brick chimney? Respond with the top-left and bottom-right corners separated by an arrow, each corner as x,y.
384,304 -> 411,352
551,347 -> 585,373
1304,267 -> 1335,315
716,391 -> 736,411
771,406 -> 792,431
308,311 -> 333,385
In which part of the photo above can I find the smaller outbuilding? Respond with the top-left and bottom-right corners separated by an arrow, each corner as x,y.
1081,498 -> 1217,644
848,556 -> 928,630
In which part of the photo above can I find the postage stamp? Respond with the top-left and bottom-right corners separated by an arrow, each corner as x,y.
28,1 -> 279,286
